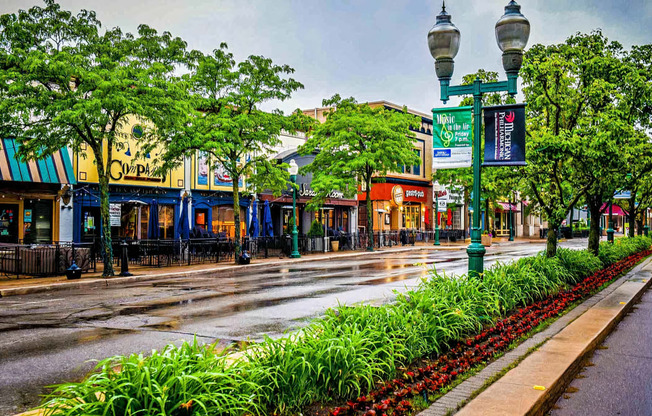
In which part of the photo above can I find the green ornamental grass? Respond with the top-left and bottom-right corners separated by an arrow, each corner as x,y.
41,236 -> 652,415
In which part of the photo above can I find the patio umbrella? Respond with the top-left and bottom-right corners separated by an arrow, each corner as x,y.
148,199 -> 160,239
249,199 -> 260,238
263,200 -> 274,237
177,197 -> 190,240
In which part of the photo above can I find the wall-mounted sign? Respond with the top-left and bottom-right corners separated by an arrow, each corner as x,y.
405,189 -> 425,198
432,106 -> 473,169
132,124 -> 143,138
298,183 -> 345,199
484,103 -> 527,166
109,160 -> 165,182
109,204 -> 121,227
197,152 -> 209,186
24,209 -> 32,223
437,200 -> 447,212
391,185 -> 404,206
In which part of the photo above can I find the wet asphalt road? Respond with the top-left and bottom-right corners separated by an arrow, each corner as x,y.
550,284 -> 652,416
0,239 -> 587,414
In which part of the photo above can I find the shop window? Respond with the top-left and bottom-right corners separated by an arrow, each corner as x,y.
212,206 -> 246,238
159,205 -> 175,239
140,205 -> 150,239
23,200 -> 53,244
81,207 -> 100,242
0,203 -> 19,243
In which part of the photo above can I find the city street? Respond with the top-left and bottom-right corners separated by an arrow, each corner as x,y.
0,239 -> 588,414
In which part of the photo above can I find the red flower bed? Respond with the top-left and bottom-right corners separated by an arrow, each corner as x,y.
329,250 -> 651,416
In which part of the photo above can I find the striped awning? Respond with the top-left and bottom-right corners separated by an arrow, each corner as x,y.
0,138 -> 76,184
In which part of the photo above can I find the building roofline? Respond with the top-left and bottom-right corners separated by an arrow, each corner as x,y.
302,100 -> 432,121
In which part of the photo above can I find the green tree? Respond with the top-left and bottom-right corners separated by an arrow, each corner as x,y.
299,95 -> 421,251
520,31 -> 627,257
0,1 -> 188,275
152,46 -> 308,261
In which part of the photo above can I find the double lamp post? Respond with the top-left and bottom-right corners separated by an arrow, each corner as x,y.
428,0 -> 530,276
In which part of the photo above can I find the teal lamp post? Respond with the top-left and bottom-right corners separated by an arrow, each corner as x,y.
428,0 -> 530,276
288,159 -> 301,258
607,201 -> 614,244
434,181 -> 441,246
644,209 -> 649,236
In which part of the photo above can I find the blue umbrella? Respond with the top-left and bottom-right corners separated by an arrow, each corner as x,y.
263,200 -> 273,237
249,199 -> 260,238
148,199 -> 160,239
177,197 -> 190,240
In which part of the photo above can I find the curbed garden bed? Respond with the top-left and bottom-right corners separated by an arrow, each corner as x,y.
39,237 -> 652,416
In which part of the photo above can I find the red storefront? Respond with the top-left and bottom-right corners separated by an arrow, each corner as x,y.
358,182 -> 432,232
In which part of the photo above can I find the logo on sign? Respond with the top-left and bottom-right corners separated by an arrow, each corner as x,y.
391,185 -> 404,206
496,111 -> 515,160
434,149 -> 452,157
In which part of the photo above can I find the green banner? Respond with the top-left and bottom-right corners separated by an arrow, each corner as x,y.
432,106 -> 473,169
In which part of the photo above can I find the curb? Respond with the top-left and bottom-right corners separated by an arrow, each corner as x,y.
0,245 -> 464,298
454,257 -> 652,416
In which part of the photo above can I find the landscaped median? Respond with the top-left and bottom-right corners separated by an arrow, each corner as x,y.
34,237 -> 652,416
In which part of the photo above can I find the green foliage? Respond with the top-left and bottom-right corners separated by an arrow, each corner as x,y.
41,239 -> 650,415
152,44 -> 311,259
300,95 -> 420,250
42,340 -> 263,416
307,220 -> 324,238
0,1 -> 188,275
284,216 -> 295,236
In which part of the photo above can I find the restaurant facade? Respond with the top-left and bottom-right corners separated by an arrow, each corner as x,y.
72,118 -> 186,243
0,138 -> 76,244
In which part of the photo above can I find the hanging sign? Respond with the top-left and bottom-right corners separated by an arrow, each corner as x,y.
432,106 -> 473,169
483,103 -> 527,166
109,204 -> 121,227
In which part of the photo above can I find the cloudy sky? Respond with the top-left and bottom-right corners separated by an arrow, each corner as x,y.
2,0 -> 650,114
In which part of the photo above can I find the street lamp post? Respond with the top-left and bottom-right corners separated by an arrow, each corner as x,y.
508,191 -> 515,241
645,208 -> 650,237
607,201 -> 614,244
428,0 -> 530,276
288,159 -> 301,258
434,181 -> 441,246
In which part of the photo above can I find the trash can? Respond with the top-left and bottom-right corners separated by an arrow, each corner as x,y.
66,261 -> 82,280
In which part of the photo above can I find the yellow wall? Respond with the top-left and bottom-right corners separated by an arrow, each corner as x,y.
75,116 -> 185,188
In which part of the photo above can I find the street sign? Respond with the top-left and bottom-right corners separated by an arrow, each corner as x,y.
432,106 -> 472,169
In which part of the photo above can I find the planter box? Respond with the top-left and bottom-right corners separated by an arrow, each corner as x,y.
481,235 -> 492,247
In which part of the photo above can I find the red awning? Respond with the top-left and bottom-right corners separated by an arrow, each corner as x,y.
601,203 -> 628,216
496,202 -> 519,212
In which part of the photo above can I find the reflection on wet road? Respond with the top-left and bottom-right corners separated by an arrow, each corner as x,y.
0,240 -> 587,414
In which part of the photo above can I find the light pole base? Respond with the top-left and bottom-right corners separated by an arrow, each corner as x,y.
434,229 -> 440,246
644,226 -> 649,237
290,252 -> 301,258
467,242 -> 486,278
607,229 -> 614,243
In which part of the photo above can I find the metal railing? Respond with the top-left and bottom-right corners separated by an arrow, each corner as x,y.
0,241 -> 96,278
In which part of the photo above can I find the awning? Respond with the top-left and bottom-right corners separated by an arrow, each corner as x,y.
601,203 -> 628,216
0,139 -> 76,184
496,202 -> 520,212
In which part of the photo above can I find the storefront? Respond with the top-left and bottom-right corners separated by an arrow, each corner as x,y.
258,151 -> 358,236
73,118 -> 186,242
358,181 -> 432,232
190,153 -> 250,238
0,138 -> 76,243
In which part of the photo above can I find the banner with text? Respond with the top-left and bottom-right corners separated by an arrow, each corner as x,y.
432,106 -> 473,169
483,103 -> 527,166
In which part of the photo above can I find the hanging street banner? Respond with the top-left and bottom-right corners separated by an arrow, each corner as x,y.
483,103 -> 527,166
432,106 -> 473,169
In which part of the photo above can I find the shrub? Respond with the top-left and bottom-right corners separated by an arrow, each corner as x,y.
307,220 -> 324,238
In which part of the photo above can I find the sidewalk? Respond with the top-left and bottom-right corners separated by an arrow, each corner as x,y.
0,240 -> 476,298
419,255 -> 652,416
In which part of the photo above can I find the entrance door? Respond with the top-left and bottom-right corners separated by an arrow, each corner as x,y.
195,209 -> 208,234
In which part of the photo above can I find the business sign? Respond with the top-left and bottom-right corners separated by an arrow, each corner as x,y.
391,185 -> 404,206
437,200 -> 447,212
109,204 -> 121,227
614,191 -> 631,200
483,103 -> 527,166
432,106 -> 473,169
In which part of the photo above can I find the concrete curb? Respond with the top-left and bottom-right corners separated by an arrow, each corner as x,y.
455,257 -> 652,416
0,245 -> 465,298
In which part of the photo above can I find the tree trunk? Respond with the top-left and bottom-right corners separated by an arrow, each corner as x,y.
232,175 -> 241,263
546,224 -> 559,258
98,173 -> 115,276
366,180 -> 374,251
629,195 -> 636,238
637,219 -> 643,235
587,200 -> 602,256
